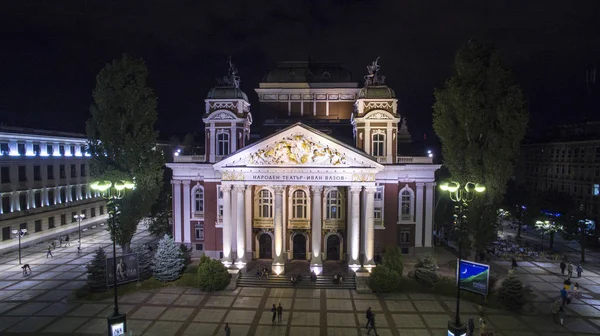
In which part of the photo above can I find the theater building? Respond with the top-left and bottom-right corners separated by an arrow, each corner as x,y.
167,60 -> 440,273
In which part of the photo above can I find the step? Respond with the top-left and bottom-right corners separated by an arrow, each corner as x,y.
238,275 -> 356,289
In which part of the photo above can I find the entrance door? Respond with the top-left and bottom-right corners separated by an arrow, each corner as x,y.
326,235 -> 340,260
258,234 -> 272,259
293,234 -> 306,260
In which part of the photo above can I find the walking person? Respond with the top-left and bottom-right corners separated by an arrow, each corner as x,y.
567,262 -> 574,278
576,264 -> 583,278
46,245 -> 53,258
367,313 -> 378,336
21,264 -> 31,276
560,261 -> 566,275
277,303 -> 283,323
65,235 -> 70,247
479,317 -> 487,335
271,304 -> 277,324
224,323 -> 230,336
468,317 -> 475,336
560,287 -> 569,308
59,235 -> 63,248
365,307 -> 373,329
551,299 -> 562,324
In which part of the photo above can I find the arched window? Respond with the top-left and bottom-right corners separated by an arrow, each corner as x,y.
217,132 -> 230,156
258,189 -> 273,218
194,187 -> 204,214
399,187 -> 414,221
326,190 -> 342,219
292,190 -> 307,219
371,132 -> 385,156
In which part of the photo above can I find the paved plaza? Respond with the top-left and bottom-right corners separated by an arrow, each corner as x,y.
1,225 -> 600,335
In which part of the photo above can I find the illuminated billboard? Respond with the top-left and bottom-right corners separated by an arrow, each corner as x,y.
456,259 -> 490,296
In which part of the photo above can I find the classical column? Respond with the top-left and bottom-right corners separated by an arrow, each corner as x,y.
234,185 -> 246,264
415,183 -> 424,248
272,186 -> 285,271
172,181 -> 182,243
424,183 -> 435,248
42,188 -> 48,206
28,190 -> 35,209
76,184 -> 82,200
12,191 -> 19,212
245,186 -> 253,258
222,184 -> 233,262
182,181 -> 191,244
310,186 -> 323,265
54,187 -> 61,204
349,186 -> 362,265
364,186 -> 376,265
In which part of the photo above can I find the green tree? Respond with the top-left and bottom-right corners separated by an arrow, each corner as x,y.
147,168 -> 173,238
86,54 -> 164,253
368,265 -> 401,293
196,257 -> 230,291
134,243 -> 154,281
382,246 -> 404,276
153,234 -> 184,282
498,274 -> 533,311
433,41 -> 529,255
86,247 -> 108,293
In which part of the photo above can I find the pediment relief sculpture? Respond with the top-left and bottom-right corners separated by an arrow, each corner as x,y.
249,134 -> 347,165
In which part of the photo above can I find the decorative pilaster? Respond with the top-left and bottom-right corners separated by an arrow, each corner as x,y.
42,188 -> 49,206
54,187 -> 61,204
272,185 -> 285,274
424,182 -> 435,248
182,181 -> 191,244
234,185 -> 246,264
27,190 -> 35,209
310,186 -> 324,267
172,180 -> 182,243
364,186 -> 376,266
349,186 -> 362,266
11,191 -> 19,212
222,184 -> 233,263
245,186 -> 253,258
415,183 -> 424,248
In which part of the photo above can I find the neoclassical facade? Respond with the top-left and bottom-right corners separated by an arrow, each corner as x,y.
168,60 -> 440,273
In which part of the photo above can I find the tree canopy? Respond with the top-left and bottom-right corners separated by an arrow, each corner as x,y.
433,41 -> 529,253
87,54 -> 164,252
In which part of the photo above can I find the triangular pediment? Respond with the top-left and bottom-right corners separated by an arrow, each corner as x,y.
214,123 -> 383,169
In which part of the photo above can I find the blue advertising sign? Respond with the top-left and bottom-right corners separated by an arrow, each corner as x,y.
456,259 -> 490,296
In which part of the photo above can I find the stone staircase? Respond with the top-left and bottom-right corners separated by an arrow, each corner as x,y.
237,273 -> 356,289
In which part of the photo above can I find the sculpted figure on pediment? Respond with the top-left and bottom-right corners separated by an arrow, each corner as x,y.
248,134 -> 347,165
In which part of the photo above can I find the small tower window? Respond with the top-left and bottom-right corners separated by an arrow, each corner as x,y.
217,132 -> 230,156
372,133 -> 385,157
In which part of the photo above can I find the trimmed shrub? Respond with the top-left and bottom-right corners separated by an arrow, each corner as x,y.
498,274 -> 529,311
196,257 -> 230,291
368,265 -> 401,293
382,246 -> 404,276
153,234 -> 184,282
409,255 -> 440,287
87,247 -> 108,293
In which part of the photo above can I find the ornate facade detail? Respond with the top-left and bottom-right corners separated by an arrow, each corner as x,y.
249,134 -> 347,165
221,172 -> 244,181
340,94 -> 355,100
364,57 -> 386,86
212,111 -> 236,120
278,94 -> 289,100
316,94 -> 327,100
210,102 -> 237,109
365,111 -> 392,120
290,94 -> 301,100
328,94 -> 339,100
264,94 -> 277,100
352,173 -> 375,182
365,102 -> 392,110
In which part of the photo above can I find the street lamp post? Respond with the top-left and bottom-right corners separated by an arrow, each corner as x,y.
91,180 -> 134,336
12,229 -> 27,265
535,220 -> 551,251
440,181 -> 485,336
74,214 -> 86,247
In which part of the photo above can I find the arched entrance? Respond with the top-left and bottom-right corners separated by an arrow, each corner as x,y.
292,234 -> 307,260
326,235 -> 341,260
258,234 -> 272,259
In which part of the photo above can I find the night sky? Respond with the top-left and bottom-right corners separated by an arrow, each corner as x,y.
1,1 -> 598,142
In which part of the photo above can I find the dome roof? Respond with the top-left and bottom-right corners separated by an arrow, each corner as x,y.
263,61 -> 353,83
207,86 -> 249,102
357,85 -> 396,99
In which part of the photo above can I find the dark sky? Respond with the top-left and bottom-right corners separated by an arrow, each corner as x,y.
0,0 -> 599,141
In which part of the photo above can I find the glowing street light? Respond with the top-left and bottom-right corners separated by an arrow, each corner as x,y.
440,181 -> 485,336
12,229 -> 27,265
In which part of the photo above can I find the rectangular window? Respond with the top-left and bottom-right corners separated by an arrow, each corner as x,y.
80,164 -> 86,177
33,144 -> 40,155
91,207 -> 96,217
19,223 -> 27,231
0,143 -> 8,155
99,205 -> 104,215
195,223 -> 205,240
2,195 -> 10,213
59,165 -> 66,179
61,214 -> 66,225
371,133 -> 385,156
47,144 -> 53,155
48,216 -> 55,229
1,166 -> 9,183
195,244 -> 204,251
17,143 -> 25,155
374,207 -> 382,219
59,145 -> 65,155
34,220 -> 42,232
70,164 -> 77,178
47,165 -> 54,180
18,166 -> 27,182
19,193 -> 27,210
374,186 -> 384,201
70,145 -> 75,155
71,212 -> 77,223
81,209 -> 87,218
400,228 -> 411,244
34,165 -> 41,181
35,192 -> 42,207
217,132 -> 230,156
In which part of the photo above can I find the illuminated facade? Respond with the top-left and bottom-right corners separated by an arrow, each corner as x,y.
0,127 -> 106,246
167,59 -> 440,272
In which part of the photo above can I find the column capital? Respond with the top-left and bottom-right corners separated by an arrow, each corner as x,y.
425,182 -> 437,188
311,186 -> 324,194
221,184 -> 232,192
171,180 -> 182,185
273,185 -> 286,194
350,186 -> 362,194
416,182 -> 425,188
364,186 -> 377,194
233,185 -> 246,193
182,180 -> 191,186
